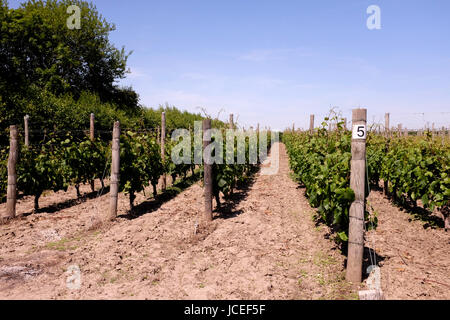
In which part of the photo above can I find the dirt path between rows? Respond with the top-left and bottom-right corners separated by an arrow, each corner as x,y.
0,142 -> 354,299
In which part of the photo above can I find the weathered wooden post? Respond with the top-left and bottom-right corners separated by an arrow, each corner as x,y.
3,126 -> 19,219
346,108 -> 367,284
203,118 -> 213,222
161,112 -> 166,190
229,114 -> 234,130
90,113 -> 95,141
309,114 -> 314,134
109,121 -> 120,220
89,113 -> 95,191
24,115 -> 29,147
343,118 -> 347,131
384,113 -> 389,138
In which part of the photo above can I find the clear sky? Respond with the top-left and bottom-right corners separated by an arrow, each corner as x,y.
8,0 -> 450,130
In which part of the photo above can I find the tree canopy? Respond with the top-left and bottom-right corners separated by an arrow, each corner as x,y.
0,0 -> 140,138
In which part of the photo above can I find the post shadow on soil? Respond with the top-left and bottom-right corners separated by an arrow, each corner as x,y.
22,186 -> 110,217
379,190 -> 445,229
397,201 -> 445,229
121,172 -> 201,220
341,245 -> 386,282
373,180 -> 445,229
213,171 -> 258,220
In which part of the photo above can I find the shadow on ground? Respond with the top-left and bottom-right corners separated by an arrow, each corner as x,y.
122,172 -> 201,220
22,186 -> 110,217
214,174 -> 257,220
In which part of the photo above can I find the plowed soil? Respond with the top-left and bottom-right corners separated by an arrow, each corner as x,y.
0,143 -> 448,300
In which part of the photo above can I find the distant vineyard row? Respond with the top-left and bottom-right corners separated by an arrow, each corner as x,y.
0,128 -> 271,212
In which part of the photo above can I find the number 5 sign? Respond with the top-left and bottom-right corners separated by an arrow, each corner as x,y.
352,125 -> 367,139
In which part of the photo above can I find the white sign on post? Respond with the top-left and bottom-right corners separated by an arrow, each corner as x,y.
352,125 -> 367,139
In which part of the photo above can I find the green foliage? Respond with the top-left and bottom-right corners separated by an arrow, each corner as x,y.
379,136 -> 449,211
284,118 -> 358,242
60,136 -> 108,196
119,131 -> 163,208
141,104 -> 205,131
17,137 -> 69,209
0,0 -> 131,103
211,130 -> 270,201
0,0 -> 138,142
285,121 -> 450,240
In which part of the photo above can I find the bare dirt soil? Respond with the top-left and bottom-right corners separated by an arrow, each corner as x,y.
366,191 -> 450,299
0,142 -> 448,300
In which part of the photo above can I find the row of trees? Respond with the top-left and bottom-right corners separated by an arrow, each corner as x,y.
1,0 -> 139,145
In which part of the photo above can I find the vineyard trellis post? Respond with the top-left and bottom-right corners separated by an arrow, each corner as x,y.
161,112 -> 167,190
343,118 -> 347,131
109,121 -> 120,220
24,115 -> 29,147
90,113 -> 95,141
90,113 -> 95,191
203,118 -> 213,222
229,114 -> 234,129
309,114 -> 314,134
384,113 -> 389,138
4,125 -> 18,219
346,108 -> 367,284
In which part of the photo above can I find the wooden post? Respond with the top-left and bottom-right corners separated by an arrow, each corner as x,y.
109,121 -> 120,220
343,118 -> 347,131
292,123 -> 295,132
89,113 -> 95,191
90,113 -> 95,141
398,124 -> 402,137
161,112 -> 166,190
229,114 -> 234,130
309,115 -> 314,134
203,118 -> 213,222
24,115 -> 29,147
384,113 -> 389,138
346,108 -> 367,284
4,126 -> 19,219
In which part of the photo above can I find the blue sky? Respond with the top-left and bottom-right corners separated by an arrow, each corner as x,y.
8,0 -> 450,130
